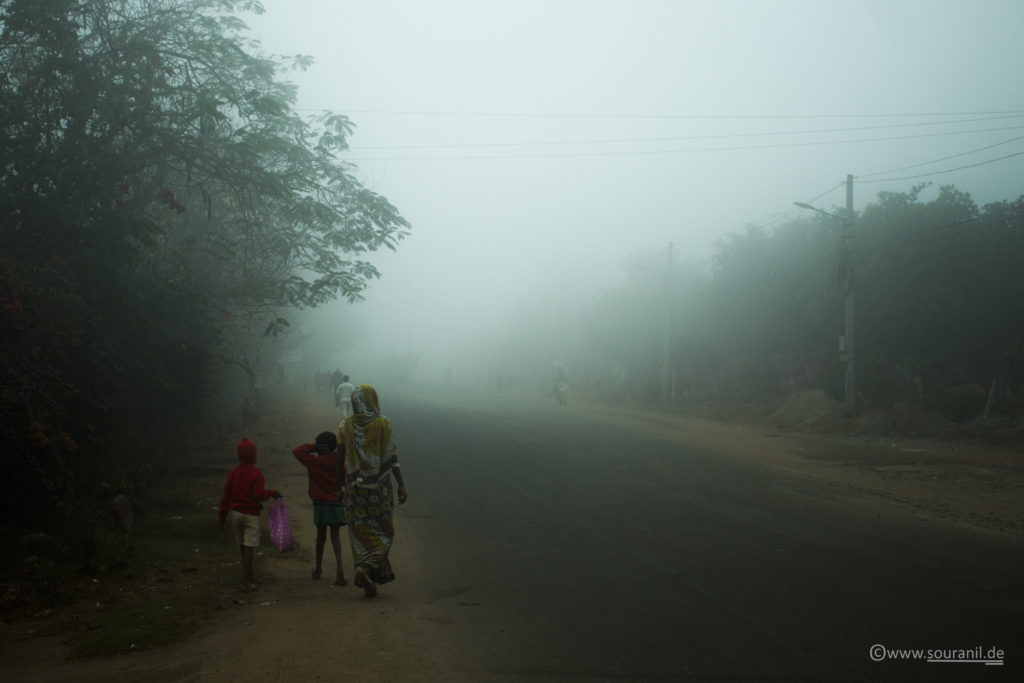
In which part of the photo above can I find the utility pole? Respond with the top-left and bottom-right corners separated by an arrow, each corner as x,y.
794,176 -> 855,415
661,242 -> 673,404
842,174 -> 855,416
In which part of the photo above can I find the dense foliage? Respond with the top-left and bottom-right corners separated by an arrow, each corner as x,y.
577,184 -> 1024,421
0,0 -> 408,532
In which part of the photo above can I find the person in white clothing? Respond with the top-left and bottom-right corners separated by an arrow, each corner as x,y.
335,375 -> 355,419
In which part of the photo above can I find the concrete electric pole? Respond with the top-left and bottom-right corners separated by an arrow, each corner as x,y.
795,174 -> 856,416
661,242 -> 673,404
842,174 -> 855,416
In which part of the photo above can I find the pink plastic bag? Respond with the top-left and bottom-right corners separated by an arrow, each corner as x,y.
267,499 -> 295,552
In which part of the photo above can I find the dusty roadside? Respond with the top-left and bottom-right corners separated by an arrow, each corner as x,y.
1,387 -> 1022,681
585,398 -> 1024,540
0,388 -> 455,681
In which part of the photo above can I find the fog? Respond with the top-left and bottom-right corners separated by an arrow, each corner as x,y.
246,0 -> 1024,390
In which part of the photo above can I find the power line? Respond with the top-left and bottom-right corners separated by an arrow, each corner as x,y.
785,165 -> 1018,256
695,138 -> 1023,259
804,182 -> 847,206
349,115 -> 1024,152
857,149 -> 1024,184
756,182 -> 848,233
346,125 -> 1024,162
310,107 -> 1024,121
780,138 -> 1024,250
857,134 -> 1024,179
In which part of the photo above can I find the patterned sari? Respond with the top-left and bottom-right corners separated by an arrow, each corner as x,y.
337,384 -> 399,585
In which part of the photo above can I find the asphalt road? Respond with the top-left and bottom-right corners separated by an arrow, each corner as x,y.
382,385 -> 1023,682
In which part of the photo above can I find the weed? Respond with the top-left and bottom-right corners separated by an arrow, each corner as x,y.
0,448 -> 305,659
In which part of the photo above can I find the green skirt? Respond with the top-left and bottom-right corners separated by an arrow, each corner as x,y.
313,501 -> 347,526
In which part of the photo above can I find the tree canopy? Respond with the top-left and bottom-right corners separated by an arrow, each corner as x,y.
573,184 -> 1024,419
0,0 -> 408,529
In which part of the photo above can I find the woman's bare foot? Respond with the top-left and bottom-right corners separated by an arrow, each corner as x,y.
354,567 -> 376,597
334,569 -> 348,586
311,567 -> 322,580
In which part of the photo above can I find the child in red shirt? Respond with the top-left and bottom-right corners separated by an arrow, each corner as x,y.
218,438 -> 280,591
293,431 -> 348,586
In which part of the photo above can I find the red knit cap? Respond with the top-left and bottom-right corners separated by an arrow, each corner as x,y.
236,438 -> 258,465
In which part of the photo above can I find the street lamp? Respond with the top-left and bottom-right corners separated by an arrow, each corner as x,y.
793,202 -> 842,220
794,174 -> 855,416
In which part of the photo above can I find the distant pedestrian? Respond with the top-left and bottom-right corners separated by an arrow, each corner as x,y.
335,374 -> 355,419
293,431 -> 348,586
218,438 -> 281,592
241,391 -> 259,426
336,384 -> 408,597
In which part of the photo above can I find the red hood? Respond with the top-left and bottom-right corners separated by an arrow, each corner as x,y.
237,438 -> 258,465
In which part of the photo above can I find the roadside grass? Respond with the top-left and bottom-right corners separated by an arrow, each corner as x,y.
0,448 -> 310,660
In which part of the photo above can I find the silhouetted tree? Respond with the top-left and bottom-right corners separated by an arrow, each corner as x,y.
0,0 -> 408,530
578,184 -> 1024,422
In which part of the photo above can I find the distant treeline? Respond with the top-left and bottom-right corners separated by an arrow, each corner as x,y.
573,184 -> 1024,422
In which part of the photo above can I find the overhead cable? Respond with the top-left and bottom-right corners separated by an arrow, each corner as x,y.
857,149 -> 1024,184
345,125 -> 1024,162
857,134 -> 1024,179
351,115 -> 1024,151
314,108 -> 1024,120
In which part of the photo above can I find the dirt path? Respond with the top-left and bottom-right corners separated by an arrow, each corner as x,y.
2,388 -> 464,682
2,387 -> 1022,681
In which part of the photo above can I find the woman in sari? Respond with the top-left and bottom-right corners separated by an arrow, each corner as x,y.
335,384 -> 408,597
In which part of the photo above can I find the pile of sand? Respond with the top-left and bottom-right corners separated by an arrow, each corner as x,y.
769,389 -> 845,430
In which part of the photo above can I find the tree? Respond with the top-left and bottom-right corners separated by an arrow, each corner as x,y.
575,183 -> 1024,417
856,185 -> 1024,407
0,0 -> 408,530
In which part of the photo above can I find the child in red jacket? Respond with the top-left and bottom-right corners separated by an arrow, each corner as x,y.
219,438 -> 280,591
293,431 -> 348,586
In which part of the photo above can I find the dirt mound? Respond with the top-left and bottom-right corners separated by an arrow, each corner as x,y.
768,389 -> 844,430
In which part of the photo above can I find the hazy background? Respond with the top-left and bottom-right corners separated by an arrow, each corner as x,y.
246,0 -> 1024,387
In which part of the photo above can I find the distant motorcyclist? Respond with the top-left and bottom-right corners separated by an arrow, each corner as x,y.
553,365 -> 568,405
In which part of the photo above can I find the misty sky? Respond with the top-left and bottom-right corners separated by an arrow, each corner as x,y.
245,0 -> 1024,379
